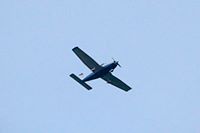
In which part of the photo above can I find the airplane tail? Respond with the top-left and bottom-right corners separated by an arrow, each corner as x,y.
70,74 -> 92,90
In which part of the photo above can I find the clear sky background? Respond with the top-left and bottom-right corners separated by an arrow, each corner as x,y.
0,0 -> 200,133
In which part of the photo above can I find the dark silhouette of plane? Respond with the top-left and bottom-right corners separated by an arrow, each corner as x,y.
70,47 -> 132,92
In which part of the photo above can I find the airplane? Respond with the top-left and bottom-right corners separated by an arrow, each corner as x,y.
70,47 -> 132,92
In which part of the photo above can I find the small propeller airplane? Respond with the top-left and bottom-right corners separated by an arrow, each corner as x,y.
70,47 -> 132,92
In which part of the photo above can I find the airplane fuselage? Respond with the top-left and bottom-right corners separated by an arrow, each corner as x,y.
83,62 -> 117,82
70,47 -> 131,91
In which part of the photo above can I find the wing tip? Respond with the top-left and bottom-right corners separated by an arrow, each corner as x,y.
125,88 -> 132,92
72,46 -> 79,51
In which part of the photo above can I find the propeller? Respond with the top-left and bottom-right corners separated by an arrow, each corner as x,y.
112,58 -> 121,68
117,62 -> 121,67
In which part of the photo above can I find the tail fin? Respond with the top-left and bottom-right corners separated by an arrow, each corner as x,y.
70,74 -> 92,90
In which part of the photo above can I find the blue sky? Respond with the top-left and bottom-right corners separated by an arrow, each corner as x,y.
0,0 -> 200,133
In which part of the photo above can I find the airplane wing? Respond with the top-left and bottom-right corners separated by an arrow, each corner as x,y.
101,73 -> 132,92
72,47 -> 102,72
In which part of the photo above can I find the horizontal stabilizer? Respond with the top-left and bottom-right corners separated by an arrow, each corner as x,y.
70,74 -> 92,90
